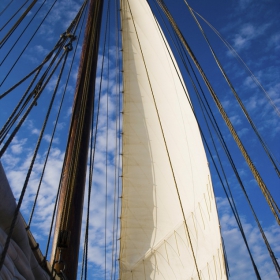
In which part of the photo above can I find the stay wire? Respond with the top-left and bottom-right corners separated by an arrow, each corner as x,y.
169,20 -> 247,229
113,0 -> 122,278
79,0 -> 110,278
0,0 -> 38,47
0,41 -> 62,100
179,39 -> 280,276
0,42 -> 62,142
0,40 -> 70,157
105,1 -> 112,277
0,37 -> 70,153
183,0 -> 280,177
0,0 -> 47,66
111,0 -> 122,278
28,24 -> 83,228
0,48 -> 70,272
152,4 -> 262,278
0,0 -> 28,31
0,0 -> 87,146
0,0 -> 88,94
0,0 -> 14,17
154,1 -> 279,276
155,0 -> 280,225
191,8 -> 280,119
0,0 -> 59,87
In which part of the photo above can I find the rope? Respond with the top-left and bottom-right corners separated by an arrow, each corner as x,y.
0,0 -> 59,87
153,1 -> 279,276
183,0 -> 280,178
0,0 -> 89,149
27,44 -> 76,227
155,0 -> 280,226
79,1 -> 110,278
111,0 -> 122,278
0,0 -> 27,31
0,47 -> 71,272
104,2 -> 112,277
152,5 -> 262,278
191,8 -> 280,119
0,0 -> 38,47
114,0 -> 122,280
0,0 -> 14,17
0,0 -> 47,66
0,37 -> 70,155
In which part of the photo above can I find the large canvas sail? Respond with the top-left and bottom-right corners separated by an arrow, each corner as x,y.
120,0 -> 227,279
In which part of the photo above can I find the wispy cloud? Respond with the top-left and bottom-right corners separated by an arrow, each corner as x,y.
217,197 -> 280,280
232,23 -> 270,51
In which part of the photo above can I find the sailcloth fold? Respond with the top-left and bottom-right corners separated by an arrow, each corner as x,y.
0,162 -> 50,280
120,0 -> 227,279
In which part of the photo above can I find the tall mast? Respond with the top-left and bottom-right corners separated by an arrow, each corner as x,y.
51,0 -> 104,279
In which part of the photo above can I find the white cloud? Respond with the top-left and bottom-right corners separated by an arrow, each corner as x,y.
217,197 -> 280,280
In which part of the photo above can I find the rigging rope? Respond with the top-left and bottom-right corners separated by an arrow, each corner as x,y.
111,0 -> 122,278
0,0 -> 14,17
0,0 -> 47,66
79,1 -> 112,278
155,0 -> 280,226
0,34 -> 75,156
0,0 -> 28,31
152,5 -> 262,278
153,1 -> 280,276
0,47 -> 71,272
191,8 -> 280,119
0,0 -> 59,87
183,0 -> 280,178
0,0 -> 38,47
105,1 -> 112,277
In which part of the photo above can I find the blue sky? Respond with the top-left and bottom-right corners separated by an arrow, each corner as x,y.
0,0 -> 279,279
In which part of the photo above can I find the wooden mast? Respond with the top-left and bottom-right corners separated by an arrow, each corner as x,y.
51,0 -> 104,278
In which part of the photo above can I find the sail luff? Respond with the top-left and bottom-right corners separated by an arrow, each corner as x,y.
120,0 -> 227,279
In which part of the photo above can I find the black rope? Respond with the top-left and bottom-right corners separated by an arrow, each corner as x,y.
156,0 -> 280,225
0,0 -> 38,47
0,0 -> 47,66
0,48 -> 70,272
111,0 -> 122,278
104,1 -> 112,277
151,2 -> 262,279
28,44 -> 74,227
45,1 -> 89,261
0,0 -> 28,31
80,0 -> 111,277
0,0 -> 89,150
191,8 -> 280,119
0,0 -> 14,17
110,1 -> 122,278
0,0 -> 59,87
153,0 -> 280,277
183,0 -> 280,178
168,8 -> 280,275
0,37 -> 70,154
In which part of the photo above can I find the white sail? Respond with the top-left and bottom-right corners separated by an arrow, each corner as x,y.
120,0 -> 227,279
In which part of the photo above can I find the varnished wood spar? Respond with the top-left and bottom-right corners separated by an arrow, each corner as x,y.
51,0 -> 104,279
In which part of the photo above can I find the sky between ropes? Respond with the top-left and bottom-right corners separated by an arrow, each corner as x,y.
0,0 -> 279,279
